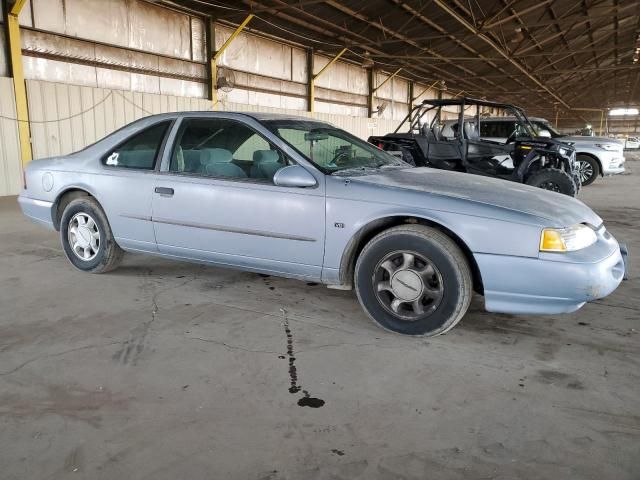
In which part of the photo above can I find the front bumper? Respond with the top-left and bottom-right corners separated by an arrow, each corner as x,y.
17,194 -> 55,229
597,150 -> 625,175
476,242 -> 626,315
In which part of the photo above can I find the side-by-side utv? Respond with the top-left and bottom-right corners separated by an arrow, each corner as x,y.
368,98 -> 580,196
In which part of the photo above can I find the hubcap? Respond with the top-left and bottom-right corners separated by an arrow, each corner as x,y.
373,251 -> 443,321
576,160 -> 593,183
68,212 -> 100,261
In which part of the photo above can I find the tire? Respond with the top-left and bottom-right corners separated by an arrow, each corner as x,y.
354,224 -> 472,336
60,196 -> 124,273
400,147 -> 416,166
572,171 -> 582,194
525,168 -> 577,197
575,155 -> 600,186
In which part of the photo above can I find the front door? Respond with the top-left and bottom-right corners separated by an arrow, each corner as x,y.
151,117 -> 325,280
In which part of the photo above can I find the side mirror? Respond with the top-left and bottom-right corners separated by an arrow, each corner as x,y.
537,129 -> 552,138
273,165 -> 317,188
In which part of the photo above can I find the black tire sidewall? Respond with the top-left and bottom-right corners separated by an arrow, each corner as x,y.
526,169 -> 576,196
60,199 -> 112,272
355,232 -> 464,336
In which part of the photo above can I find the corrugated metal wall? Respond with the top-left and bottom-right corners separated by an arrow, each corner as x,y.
0,78 -> 22,196
0,78 -> 402,195
24,79 -> 400,159
0,0 -> 449,196
217,101 -> 400,140
26,80 -> 212,159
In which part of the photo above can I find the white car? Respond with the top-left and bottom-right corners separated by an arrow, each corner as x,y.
624,137 -> 639,150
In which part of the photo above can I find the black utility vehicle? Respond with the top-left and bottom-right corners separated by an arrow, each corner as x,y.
369,98 -> 580,196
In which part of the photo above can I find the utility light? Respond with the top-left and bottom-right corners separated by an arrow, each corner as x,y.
609,108 -> 639,116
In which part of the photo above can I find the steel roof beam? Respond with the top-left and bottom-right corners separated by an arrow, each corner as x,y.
431,0 -> 571,109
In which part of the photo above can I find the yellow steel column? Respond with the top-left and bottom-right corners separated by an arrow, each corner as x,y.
599,110 -> 604,136
7,0 -> 32,165
372,68 -> 402,95
309,47 -> 347,113
210,14 -> 254,108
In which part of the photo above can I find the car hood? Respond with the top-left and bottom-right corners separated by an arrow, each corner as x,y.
561,135 -> 622,146
350,167 -> 602,227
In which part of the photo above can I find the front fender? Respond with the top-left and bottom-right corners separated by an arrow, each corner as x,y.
323,198 -> 542,287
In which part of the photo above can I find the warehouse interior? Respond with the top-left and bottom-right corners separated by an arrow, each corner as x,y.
1,0 -> 639,478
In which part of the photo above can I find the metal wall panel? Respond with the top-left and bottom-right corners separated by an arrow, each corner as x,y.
314,54 -> 367,95
215,24 -> 304,82
32,0 -> 65,32
0,77 -> 22,196
21,79 -> 399,169
219,100 -> 398,140
27,0 -> 195,61
26,79 -> 211,159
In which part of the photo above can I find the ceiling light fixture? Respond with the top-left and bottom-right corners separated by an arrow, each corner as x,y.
609,108 -> 639,116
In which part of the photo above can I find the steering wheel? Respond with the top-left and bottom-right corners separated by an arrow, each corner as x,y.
327,151 -> 351,168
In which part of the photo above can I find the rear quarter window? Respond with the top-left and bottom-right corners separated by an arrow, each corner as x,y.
102,121 -> 171,170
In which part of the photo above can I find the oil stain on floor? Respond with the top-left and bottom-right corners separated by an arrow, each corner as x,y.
281,308 -> 325,408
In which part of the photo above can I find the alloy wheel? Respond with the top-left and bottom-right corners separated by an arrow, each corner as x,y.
373,251 -> 443,320
576,159 -> 594,184
68,212 -> 100,261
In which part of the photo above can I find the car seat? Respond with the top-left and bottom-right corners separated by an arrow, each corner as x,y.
432,123 -> 444,141
464,122 -> 479,140
199,148 -> 247,178
250,150 -> 282,180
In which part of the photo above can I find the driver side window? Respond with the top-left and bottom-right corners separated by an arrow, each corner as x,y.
170,118 -> 292,183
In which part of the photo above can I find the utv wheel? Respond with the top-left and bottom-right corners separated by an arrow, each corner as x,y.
354,225 -> 472,336
526,168 -> 577,197
572,172 -> 582,194
575,155 -> 600,186
60,197 -> 124,273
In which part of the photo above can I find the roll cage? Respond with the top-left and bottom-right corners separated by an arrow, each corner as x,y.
394,97 -> 537,140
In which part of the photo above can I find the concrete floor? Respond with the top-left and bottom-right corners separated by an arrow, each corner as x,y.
1,157 -> 638,480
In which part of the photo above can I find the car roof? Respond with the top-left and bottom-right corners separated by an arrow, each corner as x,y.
141,111 -> 324,123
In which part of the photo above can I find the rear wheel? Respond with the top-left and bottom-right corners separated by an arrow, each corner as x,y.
354,225 -> 472,336
575,155 -> 600,186
526,168 -> 577,197
60,197 -> 124,273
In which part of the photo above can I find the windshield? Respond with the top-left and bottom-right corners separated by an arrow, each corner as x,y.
264,120 -> 408,174
531,120 -> 563,138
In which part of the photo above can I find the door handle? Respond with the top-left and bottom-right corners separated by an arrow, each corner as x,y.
154,187 -> 174,196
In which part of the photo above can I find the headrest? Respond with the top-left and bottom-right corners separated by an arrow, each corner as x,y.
464,122 -> 478,139
253,150 -> 279,164
200,148 -> 233,165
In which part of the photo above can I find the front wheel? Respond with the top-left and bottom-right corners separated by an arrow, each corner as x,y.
354,225 -> 472,336
575,155 -> 600,186
525,168 -> 577,197
60,196 -> 124,273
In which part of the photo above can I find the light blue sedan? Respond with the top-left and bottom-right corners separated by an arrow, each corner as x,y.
18,112 -> 627,336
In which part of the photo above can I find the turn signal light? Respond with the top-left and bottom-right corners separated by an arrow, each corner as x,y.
540,229 -> 566,252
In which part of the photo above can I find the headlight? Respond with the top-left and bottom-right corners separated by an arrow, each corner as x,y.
558,147 -> 571,157
595,143 -> 619,151
540,224 -> 597,252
